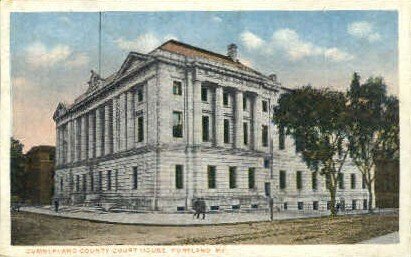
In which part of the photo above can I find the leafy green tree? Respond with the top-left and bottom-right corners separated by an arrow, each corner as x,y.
273,86 -> 349,216
10,137 -> 26,202
347,73 -> 399,211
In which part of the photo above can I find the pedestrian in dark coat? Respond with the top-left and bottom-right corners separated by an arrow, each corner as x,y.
199,199 -> 206,219
193,199 -> 200,219
54,199 -> 59,213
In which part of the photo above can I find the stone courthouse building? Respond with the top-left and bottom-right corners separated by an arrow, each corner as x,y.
53,40 -> 369,212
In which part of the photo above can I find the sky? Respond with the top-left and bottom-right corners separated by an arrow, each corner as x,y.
10,11 -> 398,152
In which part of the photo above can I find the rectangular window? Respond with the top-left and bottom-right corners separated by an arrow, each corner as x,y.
296,171 -> 302,190
243,122 -> 248,145
175,165 -> 184,189
352,200 -> 357,210
137,116 -> 144,142
172,111 -> 183,138
313,201 -> 319,210
264,158 -> 270,169
363,199 -> 368,210
173,81 -> 182,95
107,170 -> 112,191
262,125 -> 268,147
202,116 -> 210,142
137,87 -> 144,102
90,173 -> 94,192
224,119 -> 230,143
132,167 -> 138,189
98,171 -> 103,191
283,202 -> 288,210
115,170 -> 118,191
82,174 -> 87,192
223,92 -> 229,106
362,174 -> 366,189
60,178 -> 64,192
298,202 -> 304,210
279,126 -> 285,150
295,135 -> 304,153
338,173 -> 344,189
208,166 -> 216,189
76,175 -> 80,192
327,201 -> 331,210
351,174 -> 356,189
201,86 -> 208,102
280,170 -> 286,190
262,100 -> 268,112
248,168 -> 255,189
229,167 -> 237,189
243,95 -> 247,110
312,172 -> 318,190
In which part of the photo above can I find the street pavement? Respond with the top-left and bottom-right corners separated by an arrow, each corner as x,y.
359,232 -> 399,244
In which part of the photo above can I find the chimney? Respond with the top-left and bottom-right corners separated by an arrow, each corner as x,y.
227,43 -> 238,61
268,74 -> 277,82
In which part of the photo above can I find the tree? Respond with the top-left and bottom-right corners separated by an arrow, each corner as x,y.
10,137 -> 26,202
347,73 -> 399,212
273,86 -> 349,216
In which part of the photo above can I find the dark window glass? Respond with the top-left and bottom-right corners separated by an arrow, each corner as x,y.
115,170 -> 118,191
137,88 -> 144,102
262,125 -> 268,147
295,135 -> 304,152
313,201 -> 319,210
296,171 -> 302,190
138,116 -> 144,142
173,81 -> 182,95
208,166 -> 216,189
177,206 -> 185,211
107,170 -> 112,191
363,199 -> 368,210
90,173 -> 94,192
264,158 -> 270,169
76,175 -> 80,192
133,167 -> 138,189
338,173 -> 344,189
248,168 -> 255,189
98,171 -> 103,191
243,96 -> 247,110
223,92 -> 229,106
327,201 -> 331,210
243,122 -> 248,145
283,202 -> 288,210
279,126 -> 285,150
280,170 -> 286,189
352,200 -> 357,210
201,86 -> 208,102
229,167 -> 237,189
82,174 -> 87,192
362,174 -> 366,189
202,116 -> 210,142
175,165 -> 184,189
312,172 -> 318,190
262,100 -> 268,112
60,178 -> 63,192
224,119 -> 230,143
172,111 -> 183,138
298,202 -> 304,210
351,174 -> 356,189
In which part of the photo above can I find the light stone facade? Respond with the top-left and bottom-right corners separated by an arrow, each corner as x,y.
53,40 -> 369,212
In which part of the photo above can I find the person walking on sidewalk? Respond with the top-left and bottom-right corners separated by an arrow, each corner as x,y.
193,198 -> 200,219
199,198 -> 206,220
54,199 -> 59,213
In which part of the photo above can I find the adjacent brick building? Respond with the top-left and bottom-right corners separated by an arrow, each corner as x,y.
53,40 -> 369,212
25,145 -> 55,205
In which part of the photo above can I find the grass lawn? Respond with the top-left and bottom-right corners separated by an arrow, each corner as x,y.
11,211 -> 398,245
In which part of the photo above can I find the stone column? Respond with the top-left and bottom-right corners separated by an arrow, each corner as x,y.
214,85 -> 224,147
81,115 -> 88,160
73,118 -> 79,162
95,107 -> 103,157
88,111 -> 95,158
193,80 -> 202,146
56,126 -> 60,165
253,94 -> 261,151
119,93 -> 127,151
104,103 -> 111,155
67,120 -> 72,163
113,97 -> 119,153
126,90 -> 135,149
234,90 -> 244,149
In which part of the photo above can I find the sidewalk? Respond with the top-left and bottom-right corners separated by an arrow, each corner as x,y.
19,206 -> 378,226
359,232 -> 399,244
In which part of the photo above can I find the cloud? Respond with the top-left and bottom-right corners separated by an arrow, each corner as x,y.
240,31 -> 264,49
26,42 -> 72,68
240,28 -> 353,62
115,33 -> 178,53
66,53 -> 90,68
212,16 -> 222,23
347,21 -> 381,42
